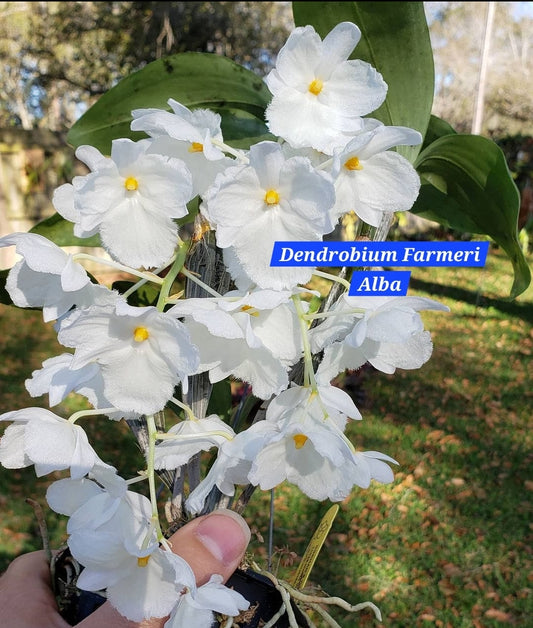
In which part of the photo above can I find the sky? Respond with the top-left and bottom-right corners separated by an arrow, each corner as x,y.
511,1 -> 533,17
425,1 -> 533,23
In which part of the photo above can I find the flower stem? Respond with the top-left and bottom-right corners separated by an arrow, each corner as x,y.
211,138 -> 250,163
156,240 -> 190,311
312,269 -> 351,291
72,253 -> 164,285
292,294 -> 318,392
146,414 -> 165,542
304,307 -> 366,322
68,407 -> 118,424
169,396 -> 197,421
154,430 -> 233,442
125,473 -> 148,485
122,257 -> 177,299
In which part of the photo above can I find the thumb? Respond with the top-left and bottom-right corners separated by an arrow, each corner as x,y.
166,508 -> 251,585
77,508 -> 250,628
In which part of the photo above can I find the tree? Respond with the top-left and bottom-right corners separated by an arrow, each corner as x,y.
0,1 -> 293,131
427,1 -> 533,136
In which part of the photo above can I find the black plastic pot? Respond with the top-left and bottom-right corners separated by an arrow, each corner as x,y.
52,546 -> 107,625
219,568 -> 308,627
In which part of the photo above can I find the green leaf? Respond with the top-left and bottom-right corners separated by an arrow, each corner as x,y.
0,269 -> 12,305
67,53 -> 272,153
216,107 -> 275,150
216,108 -> 270,142
29,213 -> 101,248
292,1 -> 434,163
206,380 -> 233,420
112,281 -> 161,308
412,134 -> 531,298
179,196 -> 200,228
421,115 -> 456,152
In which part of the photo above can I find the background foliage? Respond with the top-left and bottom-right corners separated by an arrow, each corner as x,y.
0,1 -> 292,130
2,2 -> 533,137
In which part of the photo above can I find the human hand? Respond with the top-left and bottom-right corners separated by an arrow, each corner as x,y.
0,509 -> 251,628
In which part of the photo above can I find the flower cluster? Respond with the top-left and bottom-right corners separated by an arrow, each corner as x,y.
0,22 -> 448,625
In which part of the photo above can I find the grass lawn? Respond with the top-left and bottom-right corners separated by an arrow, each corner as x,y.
0,244 -> 531,627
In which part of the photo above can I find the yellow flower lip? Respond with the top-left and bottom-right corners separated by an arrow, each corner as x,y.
293,434 -> 308,449
137,555 -> 150,567
133,326 -> 150,342
124,176 -> 139,191
308,78 -> 324,96
240,305 -> 259,317
344,156 -> 363,171
189,141 -> 204,153
264,189 -> 280,205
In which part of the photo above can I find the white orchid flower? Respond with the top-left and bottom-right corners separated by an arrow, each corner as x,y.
0,407 -> 100,479
189,384 -> 386,505
52,138 -> 194,268
202,140 -> 335,290
70,533 -> 180,622
47,468 -> 184,622
311,295 -> 450,382
131,99 -> 234,196
330,120 -> 423,226
56,300 -> 199,415
245,384 -> 366,501
164,573 -> 249,628
154,415 -> 235,470
265,383 -> 362,430
265,22 -> 387,154
249,418 -> 397,501
186,421 -> 275,515
0,232 -> 93,322
258,385 -> 395,499
170,288 -> 304,400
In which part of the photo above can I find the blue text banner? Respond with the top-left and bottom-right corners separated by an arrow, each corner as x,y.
270,241 -> 489,267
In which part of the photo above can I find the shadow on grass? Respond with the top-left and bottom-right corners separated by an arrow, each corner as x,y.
409,276 -> 533,323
